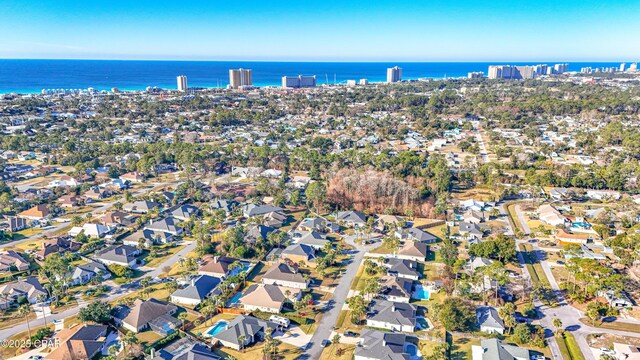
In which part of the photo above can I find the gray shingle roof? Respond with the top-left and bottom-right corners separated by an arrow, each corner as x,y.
211,315 -> 278,347
171,275 -> 221,301
354,329 -> 410,360
367,300 -> 417,328
476,306 -> 505,331
478,339 -> 530,360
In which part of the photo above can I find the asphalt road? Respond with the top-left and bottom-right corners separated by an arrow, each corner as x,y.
302,235 -> 377,359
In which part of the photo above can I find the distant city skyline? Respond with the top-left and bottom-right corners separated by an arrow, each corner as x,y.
1,0 -> 639,61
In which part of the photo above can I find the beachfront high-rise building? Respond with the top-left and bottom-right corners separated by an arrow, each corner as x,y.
282,75 -> 316,88
468,71 -> 484,79
176,75 -> 188,92
359,79 -> 369,85
488,65 -> 535,79
386,66 -> 402,83
346,80 -> 357,87
630,63 -> 638,72
229,68 -> 253,89
553,63 -> 568,74
620,63 -> 627,72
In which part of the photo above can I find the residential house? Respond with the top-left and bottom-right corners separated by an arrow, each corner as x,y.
290,230 -> 330,250
124,229 -> 173,248
210,315 -> 278,351
123,200 -> 161,214
538,204 -> 566,227
144,217 -> 182,236
241,204 -> 283,218
34,238 -> 81,261
471,339 -> 530,360
57,194 -> 82,208
459,222 -> 485,240
476,306 -> 505,335
151,338 -> 220,360
170,275 -> 221,306
84,186 -> 109,200
549,187 -> 573,201
374,215 -> 403,232
600,291 -> 634,308
613,343 -> 640,360
336,210 -> 367,227
101,210 -> 128,226
263,211 -> 287,228
291,175 -> 311,189
18,204 -> 51,221
114,298 -> 177,333
379,276 -> 413,303
168,205 -> 199,221
262,262 -> 308,289
120,171 -> 144,183
65,261 -> 111,286
245,224 -> 275,244
383,258 -> 421,281
198,256 -> 243,278
298,217 -> 339,233
210,199 -> 237,214
94,245 -> 140,267
68,223 -> 111,238
366,300 -> 417,332
45,324 -> 109,360
0,277 -> 48,307
395,227 -> 438,244
0,250 -> 30,272
354,329 -> 413,360
239,284 -> 301,313
396,241 -> 429,262
6,216 -> 28,232
459,199 -> 491,212
463,210 -> 484,224
467,257 -> 494,272
281,244 -> 317,268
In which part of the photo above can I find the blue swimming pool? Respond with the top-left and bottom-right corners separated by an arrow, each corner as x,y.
205,321 -> 228,337
228,292 -> 243,305
571,221 -> 591,229
405,343 -> 419,357
412,285 -> 430,300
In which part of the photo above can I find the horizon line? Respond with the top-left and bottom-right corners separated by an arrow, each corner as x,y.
0,57 -> 634,63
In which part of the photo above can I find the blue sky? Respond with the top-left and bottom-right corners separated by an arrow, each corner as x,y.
1,0 -> 639,61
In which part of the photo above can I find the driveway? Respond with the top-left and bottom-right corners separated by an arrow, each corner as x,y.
274,326 -> 312,348
302,235 -> 376,359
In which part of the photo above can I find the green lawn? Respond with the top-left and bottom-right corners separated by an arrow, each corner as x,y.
143,244 -> 186,268
579,318 -> 640,333
556,332 -> 585,360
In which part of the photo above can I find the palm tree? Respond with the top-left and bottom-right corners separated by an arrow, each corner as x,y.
237,335 -> 246,352
332,333 -> 341,353
552,318 -> 563,333
37,294 -> 48,327
178,312 -> 188,331
18,304 -> 32,339
122,332 -> 138,355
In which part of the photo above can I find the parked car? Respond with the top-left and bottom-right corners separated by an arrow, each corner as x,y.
321,340 -> 331,347
344,331 -> 358,337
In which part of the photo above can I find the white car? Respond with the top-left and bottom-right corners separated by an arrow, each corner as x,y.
600,348 -> 615,356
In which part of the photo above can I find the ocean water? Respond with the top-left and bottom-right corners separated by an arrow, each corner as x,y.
0,59 -> 624,94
